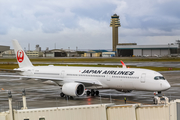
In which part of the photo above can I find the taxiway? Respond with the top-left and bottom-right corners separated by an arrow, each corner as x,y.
0,71 -> 180,112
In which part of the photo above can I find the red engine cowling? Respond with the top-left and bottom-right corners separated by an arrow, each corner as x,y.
62,83 -> 85,96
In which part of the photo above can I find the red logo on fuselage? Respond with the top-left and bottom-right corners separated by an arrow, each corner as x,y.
17,50 -> 24,63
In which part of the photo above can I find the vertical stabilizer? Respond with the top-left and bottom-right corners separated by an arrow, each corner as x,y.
12,39 -> 33,68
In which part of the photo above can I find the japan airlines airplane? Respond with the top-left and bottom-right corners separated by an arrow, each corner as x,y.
1,40 -> 171,98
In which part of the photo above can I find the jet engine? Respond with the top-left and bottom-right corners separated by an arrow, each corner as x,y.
62,83 -> 85,96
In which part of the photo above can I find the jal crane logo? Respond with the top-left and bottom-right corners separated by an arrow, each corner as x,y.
17,50 -> 24,63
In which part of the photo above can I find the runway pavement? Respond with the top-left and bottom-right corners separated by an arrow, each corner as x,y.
0,71 -> 180,112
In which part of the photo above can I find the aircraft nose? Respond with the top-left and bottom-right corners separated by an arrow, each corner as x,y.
164,82 -> 171,90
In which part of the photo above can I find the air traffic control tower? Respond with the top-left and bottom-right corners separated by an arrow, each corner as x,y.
110,14 -> 121,51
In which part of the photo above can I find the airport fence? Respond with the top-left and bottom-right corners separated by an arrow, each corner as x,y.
0,101 -> 22,112
0,104 -> 8,113
0,94 -> 118,113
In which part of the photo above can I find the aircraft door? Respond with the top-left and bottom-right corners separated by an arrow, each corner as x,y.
140,73 -> 146,83
60,70 -> 65,78
106,75 -> 111,81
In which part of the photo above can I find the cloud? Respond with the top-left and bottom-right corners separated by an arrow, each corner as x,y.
0,0 -> 180,50
113,0 -> 180,33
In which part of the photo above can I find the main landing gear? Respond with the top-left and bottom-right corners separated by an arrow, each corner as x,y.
60,89 -> 99,99
86,89 -> 99,96
60,92 -> 74,100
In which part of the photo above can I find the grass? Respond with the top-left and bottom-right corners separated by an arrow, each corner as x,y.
0,64 -> 18,69
0,63 -> 180,71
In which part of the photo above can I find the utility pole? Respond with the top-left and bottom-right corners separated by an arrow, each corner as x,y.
8,91 -> 14,120
22,89 -> 28,110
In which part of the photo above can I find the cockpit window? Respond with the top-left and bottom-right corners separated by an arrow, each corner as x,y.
154,76 -> 165,80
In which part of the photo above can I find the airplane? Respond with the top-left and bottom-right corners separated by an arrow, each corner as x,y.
0,40 -> 171,98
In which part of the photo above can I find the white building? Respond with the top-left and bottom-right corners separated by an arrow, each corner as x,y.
102,52 -> 115,57
26,51 -> 43,57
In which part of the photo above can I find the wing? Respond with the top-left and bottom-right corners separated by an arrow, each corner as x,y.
120,60 -> 127,68
0,69 -> 22,73
0,75 -> 63,81
0,75 -> 103,87
74,80 -> 102,87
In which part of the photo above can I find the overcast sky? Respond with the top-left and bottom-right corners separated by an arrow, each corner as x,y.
0,0 -> 180,50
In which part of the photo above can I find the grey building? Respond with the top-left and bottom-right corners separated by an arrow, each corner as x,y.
117,44 -> 178,57
0,49 -> 15,58
0,45 -> 10,54
44,49 -> 67,57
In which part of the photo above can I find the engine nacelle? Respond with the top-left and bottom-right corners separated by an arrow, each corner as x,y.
62,83 -> 85,97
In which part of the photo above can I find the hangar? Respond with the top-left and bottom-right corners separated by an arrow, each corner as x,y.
117,44 -> 178,57
0,45 -> 10,54
44,49 -> 67,57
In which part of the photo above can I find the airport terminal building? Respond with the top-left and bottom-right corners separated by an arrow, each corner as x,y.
116,44 -> 178,57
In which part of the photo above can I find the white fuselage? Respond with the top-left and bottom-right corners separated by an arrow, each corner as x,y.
18,66 -> 171,92
9,40 -> 171,97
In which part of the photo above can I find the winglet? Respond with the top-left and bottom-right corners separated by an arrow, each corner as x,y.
120,60 -> 127,68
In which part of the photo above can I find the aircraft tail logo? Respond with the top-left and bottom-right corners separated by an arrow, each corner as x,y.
17,50 -> 24,63
12,39 -> 33,68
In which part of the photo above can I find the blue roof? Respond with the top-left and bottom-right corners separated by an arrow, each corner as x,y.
86,50 -> 108,53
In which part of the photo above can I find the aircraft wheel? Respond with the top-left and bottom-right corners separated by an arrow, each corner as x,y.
86,91 -> 91,96
60,92 -> 65,97
91,89 -> 95,96
95,91 -> 99,96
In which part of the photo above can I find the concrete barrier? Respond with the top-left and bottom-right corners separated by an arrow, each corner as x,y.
14,104 -> 113,120
136,105 -> 169,120
169,99 -> 180,120
1,99 -> 180,120
0,112 -> 8,120
107,104 -> 138,120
